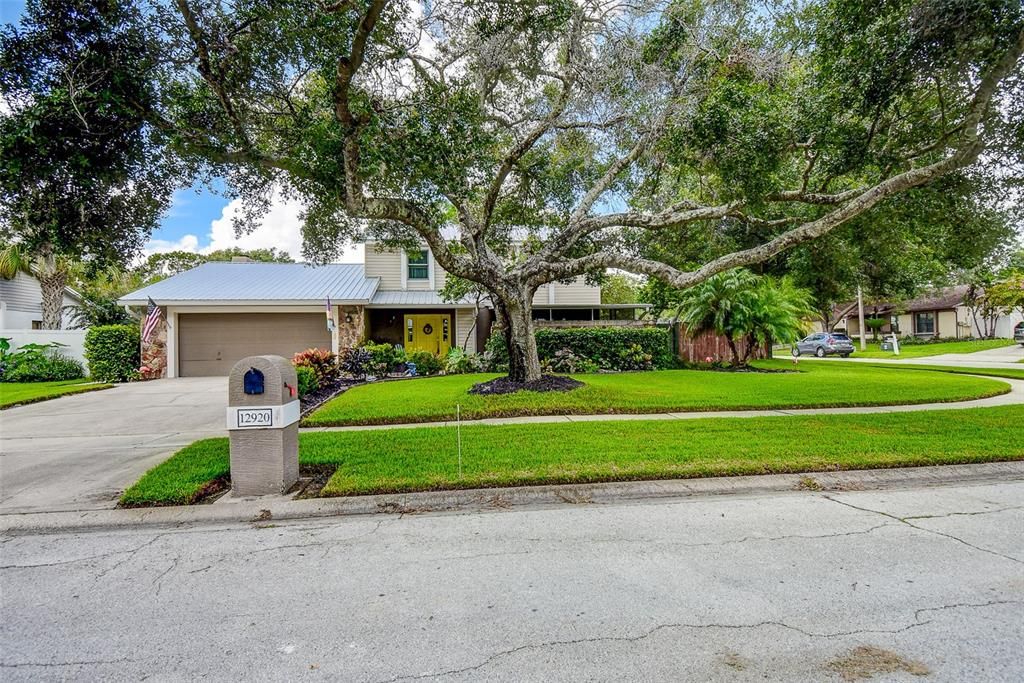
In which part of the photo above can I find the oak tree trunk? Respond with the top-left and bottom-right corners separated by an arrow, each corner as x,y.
493,290 -> 542,383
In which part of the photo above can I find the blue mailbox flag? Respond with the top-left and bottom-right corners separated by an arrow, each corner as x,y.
244,368 -> 265,395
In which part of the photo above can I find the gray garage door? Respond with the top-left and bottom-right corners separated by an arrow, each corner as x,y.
177,312 -> 331,377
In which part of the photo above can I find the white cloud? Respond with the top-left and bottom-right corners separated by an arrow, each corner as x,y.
144,193 -> 363,263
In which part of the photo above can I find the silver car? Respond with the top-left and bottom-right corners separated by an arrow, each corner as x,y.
1015,322 -> 1024,347
792,332 -> 855,358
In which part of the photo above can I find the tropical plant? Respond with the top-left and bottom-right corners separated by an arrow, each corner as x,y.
339,347 -> 371,379
0,341 -> 84,382
361,341 -> 405,377
407,351 -> 443,376
735,277 -> 816,364
444,348 -> 484,375
676,270 -> 813,366
292,348 -> 339,384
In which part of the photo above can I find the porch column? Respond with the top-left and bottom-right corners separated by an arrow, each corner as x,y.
331,305 -> 341,355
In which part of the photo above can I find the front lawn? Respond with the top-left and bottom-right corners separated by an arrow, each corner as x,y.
121,404 -> 1024,505
0,379 -> 112,409
848,338 -> 1015,359
304,361 -> 1009,427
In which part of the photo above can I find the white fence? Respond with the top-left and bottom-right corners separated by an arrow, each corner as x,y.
2,329 -> 89,370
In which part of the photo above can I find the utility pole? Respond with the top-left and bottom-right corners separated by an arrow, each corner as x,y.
857,285 -> 867,351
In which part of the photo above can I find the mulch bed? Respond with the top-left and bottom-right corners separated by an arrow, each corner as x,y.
300,378 -> 364,416
469,375 -> 585,395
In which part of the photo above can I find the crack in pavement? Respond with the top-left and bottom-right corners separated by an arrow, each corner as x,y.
821,495 -> 1023,565
374,599 -> 1023,683
0,657 -> 136,669
902,505 -> 1023,520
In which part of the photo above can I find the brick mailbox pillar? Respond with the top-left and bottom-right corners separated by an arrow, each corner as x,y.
227,355 -> 300,496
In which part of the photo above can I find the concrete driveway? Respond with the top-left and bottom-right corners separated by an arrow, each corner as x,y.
0,378 -> 226,514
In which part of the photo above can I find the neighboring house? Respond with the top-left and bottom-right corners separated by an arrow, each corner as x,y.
822,285 -> 1024,339
119,244 -> 644,378
0,270 -> 83,330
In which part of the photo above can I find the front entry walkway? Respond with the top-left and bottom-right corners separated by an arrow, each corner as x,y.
1,378 -> 226,513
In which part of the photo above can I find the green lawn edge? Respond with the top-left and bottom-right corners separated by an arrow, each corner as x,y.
302,363 -> 1011,428
121,404 -> 1024,506
860,363 -> 1024,381
847,339 -> 1016,359
0,380 -> 113,409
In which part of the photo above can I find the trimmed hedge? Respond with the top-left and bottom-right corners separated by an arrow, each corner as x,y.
535,326 -> 673,370
85,325 -> 140,383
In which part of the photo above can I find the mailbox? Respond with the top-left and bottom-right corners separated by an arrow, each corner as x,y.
243,367 -> 265,395
227,355 -> 299,496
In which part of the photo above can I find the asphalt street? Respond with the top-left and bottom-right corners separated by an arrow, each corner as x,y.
2,480 -> 1021,681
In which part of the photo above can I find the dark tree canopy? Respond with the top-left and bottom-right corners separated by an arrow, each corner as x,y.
116,0 -> 1024,377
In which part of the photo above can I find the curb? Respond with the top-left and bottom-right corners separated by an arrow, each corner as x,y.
2,461 -> 1022,535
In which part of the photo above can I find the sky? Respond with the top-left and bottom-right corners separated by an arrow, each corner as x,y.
2,0 -> 362,263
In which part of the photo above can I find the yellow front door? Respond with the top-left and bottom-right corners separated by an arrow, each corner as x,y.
404,314 -> 452,356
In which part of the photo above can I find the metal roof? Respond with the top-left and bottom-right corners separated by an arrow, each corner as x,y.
369,290 -> 480,306
118,262 -> 380,305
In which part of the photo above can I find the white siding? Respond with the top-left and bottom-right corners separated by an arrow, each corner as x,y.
532,279 -> 602,306
455,308 -> 477,353
0,272 -> 80,329
364,243 -> 447,292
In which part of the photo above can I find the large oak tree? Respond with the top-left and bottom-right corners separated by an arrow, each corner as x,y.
1,0 -> 177,328
146,0 -> 1023,381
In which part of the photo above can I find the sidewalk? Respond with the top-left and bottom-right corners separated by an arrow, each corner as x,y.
803,343 -> 1024,368
3,461 -> 1022,534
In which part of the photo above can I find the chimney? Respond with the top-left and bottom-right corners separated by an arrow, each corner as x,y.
231,256 -> 253,263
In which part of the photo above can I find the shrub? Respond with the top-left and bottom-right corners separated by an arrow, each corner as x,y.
541,348 -> 599,374
483,330 -> 509,371
85,325 -> 140,383
295,365 -> 318,398
445,347 -> 484,374
0,342 -> 85,382
362,341 -> 405,376
407,350 -> 443,375
535,327 -> 672,370
292,348 -> 339,384
339,347 -> 371,379
618,343 -> 654,371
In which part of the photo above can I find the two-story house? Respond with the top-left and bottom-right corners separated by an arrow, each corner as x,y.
119,240 -> 632,377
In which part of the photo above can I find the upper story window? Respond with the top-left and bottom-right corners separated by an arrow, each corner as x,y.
407,249 -> 429,280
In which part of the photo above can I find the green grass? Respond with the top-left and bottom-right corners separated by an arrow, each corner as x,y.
849,338 -> 1015,359
0,379 -> 112,409
120,404 -> 1024,504
304,361 -> 1009,427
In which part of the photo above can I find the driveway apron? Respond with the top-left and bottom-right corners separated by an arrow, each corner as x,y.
0,378 -> 226,513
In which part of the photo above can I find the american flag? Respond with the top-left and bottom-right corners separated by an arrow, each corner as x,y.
142,297 -> 163,342
326,296 -> 335,331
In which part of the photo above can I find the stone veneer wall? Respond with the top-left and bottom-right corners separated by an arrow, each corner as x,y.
338,305 -> 365,349
140,310 -> 168,379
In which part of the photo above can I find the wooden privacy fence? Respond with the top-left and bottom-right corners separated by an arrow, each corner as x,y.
672,323 -> 772,363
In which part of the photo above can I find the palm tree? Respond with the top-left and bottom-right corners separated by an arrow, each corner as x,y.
674,269 -> 759,366
738,277 -> 816,364
0,243 -> 72,329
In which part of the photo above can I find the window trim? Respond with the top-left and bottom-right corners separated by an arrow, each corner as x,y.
914,311 -> 936,335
